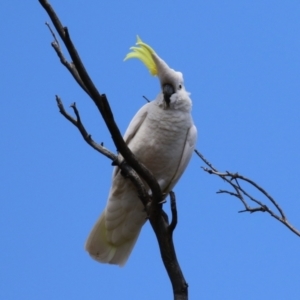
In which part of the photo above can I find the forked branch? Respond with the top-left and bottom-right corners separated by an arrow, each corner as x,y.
195,149 -> 300,237
39,0 -> 162,202
39,1 -> 188,299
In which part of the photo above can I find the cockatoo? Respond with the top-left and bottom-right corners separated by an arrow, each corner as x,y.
85,36 -> 197,266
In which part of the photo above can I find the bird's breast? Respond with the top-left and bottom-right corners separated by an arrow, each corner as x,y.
127,106 -> 192,191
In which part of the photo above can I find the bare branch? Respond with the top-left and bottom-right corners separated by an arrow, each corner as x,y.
45,22 -> 89,94
40,0 -> 163,204
168,191 -> 178,233
217,189 -> 240,199
196,149 -> 300,237
39,0 -> 66,42
149,209 -> 188,300
55,96 -> 113,160
143,95 -> 150,103
195,149 -> 217,172
233,173 -> 286,220
39,1 -> 188,298
45,21 -> 60,46
55,95 -> 151,207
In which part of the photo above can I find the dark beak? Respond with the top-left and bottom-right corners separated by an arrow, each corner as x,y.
163,84 -> 175,106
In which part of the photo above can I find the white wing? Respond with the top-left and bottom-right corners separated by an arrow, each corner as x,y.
85,102 -> 150,266
123,103 -> 149,145
111,102 -> 149,178
166,124 -> 197,191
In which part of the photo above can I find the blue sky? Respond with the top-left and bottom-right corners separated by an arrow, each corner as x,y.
1,1 -> 300,299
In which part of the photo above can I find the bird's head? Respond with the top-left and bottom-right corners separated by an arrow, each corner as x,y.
124,36 -> 190,110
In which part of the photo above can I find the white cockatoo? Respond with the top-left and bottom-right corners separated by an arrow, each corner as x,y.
85,37 -> 197,266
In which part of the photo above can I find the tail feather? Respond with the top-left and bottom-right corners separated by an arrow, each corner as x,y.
85,211 -> 140,267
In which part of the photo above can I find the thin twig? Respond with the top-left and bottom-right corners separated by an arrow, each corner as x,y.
195,149 -> 217,172
55,95 -> 151,206
196,149 -> 300,237
143,95 -> 150,103
168,191 -> 177,233
45,21 -> 60,46
55,96 -> 113,159
234,173 -> 286,220
45,22 -> 89,94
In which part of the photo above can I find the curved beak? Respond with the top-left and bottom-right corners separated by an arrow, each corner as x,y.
163,84 -> 175,106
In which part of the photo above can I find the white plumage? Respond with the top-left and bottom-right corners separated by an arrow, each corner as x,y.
85,37 -> 197,266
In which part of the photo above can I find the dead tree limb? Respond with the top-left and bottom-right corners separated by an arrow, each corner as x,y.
195,149 -> 300,237
39,1 -> 188,299
39,0 -> 161,199
45,22 -> 89,94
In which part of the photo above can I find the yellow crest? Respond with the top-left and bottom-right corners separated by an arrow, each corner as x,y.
124,36 -> 158,76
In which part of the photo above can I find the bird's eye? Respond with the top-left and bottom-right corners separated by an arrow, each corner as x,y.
178,84 -> 182,89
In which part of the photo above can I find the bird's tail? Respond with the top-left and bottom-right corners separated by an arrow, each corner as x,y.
85,211 -> 140,267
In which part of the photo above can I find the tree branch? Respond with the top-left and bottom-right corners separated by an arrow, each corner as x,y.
195,149 -> 300,237
55,95 -> 150,206
55,96 -> 113,160
39,0 -> 162,205
45,22 -> 89,95
168,191 -> 178,233
39,1 -> 188,298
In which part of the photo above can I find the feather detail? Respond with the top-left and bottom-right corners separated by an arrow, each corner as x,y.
124,36 -> 158,76
85,211 -> 141,267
